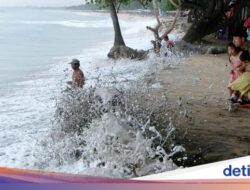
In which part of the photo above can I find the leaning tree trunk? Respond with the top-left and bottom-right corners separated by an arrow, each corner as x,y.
107,0 -> 147,60
183,19 -> 222,43
110,0 -> 125,47
182,0 -> 224,43
181,0 -> 245,43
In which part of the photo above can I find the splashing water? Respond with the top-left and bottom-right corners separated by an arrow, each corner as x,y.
32,76 -> 188,178
28,38 -> 193,178
0,8 -> 193,177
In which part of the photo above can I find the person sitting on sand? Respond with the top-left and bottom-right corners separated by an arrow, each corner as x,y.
158,8 -> 181,55
233,31 -> 249,51
163,35 -> 174,49
244,17 -> 250,43
163,35 -> 175,57
227,42 -> 243,102
67,59 -> 85,88
230,51 -> 250,104
244,17 -> 250,30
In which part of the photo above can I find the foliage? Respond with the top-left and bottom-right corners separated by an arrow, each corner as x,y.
179,0 -> 248,21
160,0 -> 175,11
86,0 -> 132,8
86,0 -> 155,9
178,0 -> 249,42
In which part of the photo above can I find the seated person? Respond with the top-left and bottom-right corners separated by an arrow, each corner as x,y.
230,51 -> 250,104
163,35 -> 174,48
227,42 -> 243,102
233,31 -> 249,51
244,17 -> 250,42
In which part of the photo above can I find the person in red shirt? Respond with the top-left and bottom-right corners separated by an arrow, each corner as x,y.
163,35 -> 174,57
244,17 -> 250,42
163,35 -> 174,48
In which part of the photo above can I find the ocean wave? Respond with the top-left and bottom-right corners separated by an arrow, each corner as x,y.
32,83 -> 182,178
0,11 -> 187,177
18,20 -> 113,28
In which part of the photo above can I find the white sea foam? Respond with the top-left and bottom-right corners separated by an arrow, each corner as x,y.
18,20 -> 113,28
0,10 -> 185,178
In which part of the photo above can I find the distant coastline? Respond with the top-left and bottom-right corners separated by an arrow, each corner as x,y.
0,4 -> 180,17
63,3 -> 155,17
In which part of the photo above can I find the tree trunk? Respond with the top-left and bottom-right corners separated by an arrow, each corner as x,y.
183,20 -> 218,43
183,12 -> 242,43
107,0 -> 148,60
116,2 -> 122,13
182,0 -> 245,43
110,0 -> 126,47
146,0 -> 161,54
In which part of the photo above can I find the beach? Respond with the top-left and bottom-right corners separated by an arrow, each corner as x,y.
0,6 -> 249,178
0,7 -> 174,177
153,53 -> 250,166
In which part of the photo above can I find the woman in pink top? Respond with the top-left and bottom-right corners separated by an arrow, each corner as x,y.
227,42 -> 243,101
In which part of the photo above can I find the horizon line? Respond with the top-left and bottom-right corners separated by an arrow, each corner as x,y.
0,3 -> 85,8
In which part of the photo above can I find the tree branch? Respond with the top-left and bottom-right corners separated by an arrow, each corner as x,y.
169,0 -> 182,9
146,0 -> 162,54
160,8 -> 181,40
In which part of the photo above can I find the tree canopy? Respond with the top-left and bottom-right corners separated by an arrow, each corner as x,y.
86,0 -> 250,45
86,0 -> 154,9
178,0 -> 249,42
160,0 -> 176,11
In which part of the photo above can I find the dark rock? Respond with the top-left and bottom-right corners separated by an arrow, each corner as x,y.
107,45 -> 148,60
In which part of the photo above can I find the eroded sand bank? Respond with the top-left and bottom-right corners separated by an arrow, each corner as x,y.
154,54 -> 250,166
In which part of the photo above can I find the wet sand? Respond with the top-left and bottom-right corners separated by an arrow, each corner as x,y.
154,54 -> 250,166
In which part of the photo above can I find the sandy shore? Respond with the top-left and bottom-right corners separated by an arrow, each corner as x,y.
153,54 -> 250,166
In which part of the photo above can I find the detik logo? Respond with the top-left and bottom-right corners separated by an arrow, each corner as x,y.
223,165 -> 250,177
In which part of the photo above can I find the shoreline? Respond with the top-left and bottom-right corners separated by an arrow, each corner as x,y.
2,6 -> 249,176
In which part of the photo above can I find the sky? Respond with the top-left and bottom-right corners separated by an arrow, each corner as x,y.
0,0 -> 85,7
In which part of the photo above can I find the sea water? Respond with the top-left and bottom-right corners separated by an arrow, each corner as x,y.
0,7 -> 181,177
